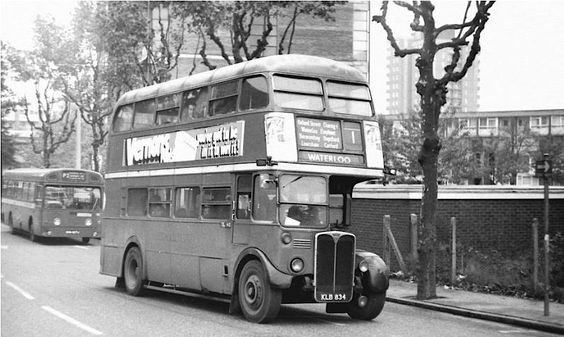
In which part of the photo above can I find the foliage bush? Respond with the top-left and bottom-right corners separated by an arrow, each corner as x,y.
419,232 -> 564,301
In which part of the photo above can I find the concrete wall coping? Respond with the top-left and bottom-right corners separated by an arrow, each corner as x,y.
353,183 -> 564,200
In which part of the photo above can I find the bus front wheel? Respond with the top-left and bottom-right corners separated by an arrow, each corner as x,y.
238,260 -> 281,323
123,247 -> 145,296
346,291 -> 386,320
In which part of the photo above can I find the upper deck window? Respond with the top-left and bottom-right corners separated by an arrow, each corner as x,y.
239,76 -> 269,111
114,104 -> 134,131
155,94 -> 179,125
209,80 -> 238,116
133,99 -> 156,129
273,75 -> 323,111
327,81 -> 372,116
180,87 -> 209,121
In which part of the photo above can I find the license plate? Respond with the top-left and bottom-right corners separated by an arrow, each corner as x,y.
318,293 -> 348,302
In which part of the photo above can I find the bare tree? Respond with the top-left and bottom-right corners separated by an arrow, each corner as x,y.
373,1 -> 494,299
22,81 -> 77,168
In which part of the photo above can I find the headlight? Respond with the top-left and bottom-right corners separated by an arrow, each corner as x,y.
290,258 -> 304,273
281,232 -> 292,245
53,218 -> 61,226
359,259 -> 369,273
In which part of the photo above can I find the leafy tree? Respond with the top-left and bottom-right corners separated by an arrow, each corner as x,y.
486,126 -> 536,185
373,1 -> 494,299
93,1 -> 186,86
535,134 -> 564,185
11,17 -> 77,168
174,1 -> 340,69
57,1 -> 135,172
1,42 -> 21,169
382,111 -> 484,184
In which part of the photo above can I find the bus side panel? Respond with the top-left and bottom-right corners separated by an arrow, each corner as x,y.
199,257 -> 229,294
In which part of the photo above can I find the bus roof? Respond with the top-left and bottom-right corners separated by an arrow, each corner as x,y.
2,168 -> 103,181
115,54 -> 367,107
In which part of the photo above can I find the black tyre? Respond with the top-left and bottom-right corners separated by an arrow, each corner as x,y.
238,260 -> 281,323
123,247 -> 145,296
29,222 -> 38,242
8,213 -> 16,234
82,237 -> 90,244
346,291 -> 386,320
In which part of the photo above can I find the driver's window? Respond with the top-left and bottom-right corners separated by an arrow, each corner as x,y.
236,175 -> 252,219
253,174 -> 276,221
329,194 -> 344,227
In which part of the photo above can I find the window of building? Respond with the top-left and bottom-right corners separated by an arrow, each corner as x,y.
530,116 -> 549,128
113,104 -> 134,131
127,188 -> 148,216
239,76 -> 269,111
174,187 -> 200,218
551,115 -> 564,127
133,99 -> 156,129
459,118 -> 471,129
201,187 -> 231,219
209,80 -> 238,116
180,87 -> 209,120
148,188 -> 172,217
478,117 -> 497,129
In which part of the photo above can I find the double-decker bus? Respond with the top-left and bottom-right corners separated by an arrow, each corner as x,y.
100,54 -> 389,323
1,168 -> 103,243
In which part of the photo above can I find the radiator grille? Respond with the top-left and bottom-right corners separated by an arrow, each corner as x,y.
314,231 -> 355,303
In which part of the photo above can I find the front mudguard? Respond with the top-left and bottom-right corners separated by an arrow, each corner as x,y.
355,250 -> 389,294
326,250 -> 388,314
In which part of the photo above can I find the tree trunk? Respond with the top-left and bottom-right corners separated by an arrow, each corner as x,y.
417,142 -> 439,299
92,144 -> 100,172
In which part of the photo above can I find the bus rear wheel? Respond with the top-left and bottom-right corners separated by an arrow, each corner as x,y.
123,247 -> 145,296
28,221 -> 38,242
238,260 -> 281,323
346,291 -> 386,320
82,238 -> 90,244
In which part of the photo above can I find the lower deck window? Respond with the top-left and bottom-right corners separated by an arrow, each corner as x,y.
127,188 -> 148,216
202,187 -> 231,219
175,187 -> 200,218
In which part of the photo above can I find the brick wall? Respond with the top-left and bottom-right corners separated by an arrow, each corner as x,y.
349,184 -> 564,270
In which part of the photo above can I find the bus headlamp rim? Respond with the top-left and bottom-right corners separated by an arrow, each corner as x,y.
281,232 -> 292,245
290,258 -> 304,273
359,259 -> 369,273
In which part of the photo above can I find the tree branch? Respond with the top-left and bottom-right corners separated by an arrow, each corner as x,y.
373,2 -> 422,57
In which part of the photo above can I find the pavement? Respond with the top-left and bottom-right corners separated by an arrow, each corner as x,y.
386,279 -> 564,335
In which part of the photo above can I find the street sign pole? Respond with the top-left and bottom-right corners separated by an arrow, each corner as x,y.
542,154 -> 550,316
535,153 -> 551,316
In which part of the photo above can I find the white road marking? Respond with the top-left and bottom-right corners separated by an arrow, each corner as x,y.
5,281 -> 35,300
73,245 -> 89,250
499,330 -> 529,334
1,245 -> 8,249
41,306 -> 103,336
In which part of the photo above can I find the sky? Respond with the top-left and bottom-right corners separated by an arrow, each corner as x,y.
1,1 -> 564,113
